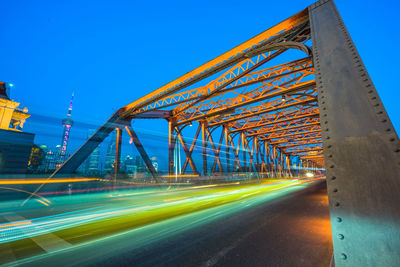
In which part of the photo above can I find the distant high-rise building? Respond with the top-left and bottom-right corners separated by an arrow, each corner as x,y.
135,155 -> 145,172
84,129 -> 100,175
59,93 -> 74,162
104,130 -> 116,174
45,150 -> 57,172
123,155 -> 136,174
151,156 -> 158,172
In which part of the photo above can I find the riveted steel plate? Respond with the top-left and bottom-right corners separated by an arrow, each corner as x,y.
309,0 -> 400,266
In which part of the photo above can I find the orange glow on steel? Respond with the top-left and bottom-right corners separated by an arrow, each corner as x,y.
121,9 -> 309,112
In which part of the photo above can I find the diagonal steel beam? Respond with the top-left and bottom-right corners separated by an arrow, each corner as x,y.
176,130 -> 200,175
125,126 -> 158,180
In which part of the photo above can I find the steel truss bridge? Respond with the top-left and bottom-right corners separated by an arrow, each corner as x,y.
51,0 -> 400,266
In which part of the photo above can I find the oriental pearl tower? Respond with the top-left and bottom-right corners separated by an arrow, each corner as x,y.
59,92 -> 74,162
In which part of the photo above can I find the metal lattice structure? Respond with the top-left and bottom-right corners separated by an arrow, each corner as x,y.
52,0 -> 400,265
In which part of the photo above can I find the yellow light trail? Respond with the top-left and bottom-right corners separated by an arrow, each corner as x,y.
0,186 -> 51,206
0,178 -> 102,185
0,220 -> 32,228
163,197 -> 187,202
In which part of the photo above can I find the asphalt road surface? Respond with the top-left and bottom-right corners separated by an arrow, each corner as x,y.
1,179 -> 332,266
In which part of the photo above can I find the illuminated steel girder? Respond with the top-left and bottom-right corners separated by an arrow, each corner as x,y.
286,146 -> 323,155
270,133 -> 322,145
247,119 -> 320,137
174,70 -> 316,123
120,17 -> 310,117
277,140 -> 322,149
208,96 -> 317,127
129,57 -> 313,117
230,108 -> 319,133
264,128 -> 321,140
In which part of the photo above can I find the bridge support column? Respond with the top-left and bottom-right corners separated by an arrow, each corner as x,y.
168,119 -> 177,176
260,141 -> 266,174
310,0 -> 400,265
224,126 -> 230,174
201,121 -> 208,176
241,132 -> 246,172
254,138 -> 259,173
114,127 -> 123,186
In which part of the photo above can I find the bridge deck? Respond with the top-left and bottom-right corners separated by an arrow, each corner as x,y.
5,180 -> 332,266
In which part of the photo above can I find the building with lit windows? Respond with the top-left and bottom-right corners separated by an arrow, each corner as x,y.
104,130 -> 116,174
0,82 -> 34,174
84,129 -> 101,175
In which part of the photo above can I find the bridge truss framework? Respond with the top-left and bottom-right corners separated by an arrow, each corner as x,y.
52,0 -> 400,266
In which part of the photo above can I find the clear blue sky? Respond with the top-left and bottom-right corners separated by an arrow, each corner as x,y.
1,0 -> 399,166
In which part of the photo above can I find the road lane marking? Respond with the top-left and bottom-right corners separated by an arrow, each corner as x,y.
4,214 -> 72,253
0,243 -> 16,263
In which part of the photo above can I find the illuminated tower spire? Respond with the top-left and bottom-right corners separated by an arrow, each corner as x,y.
59,92 -> 74,161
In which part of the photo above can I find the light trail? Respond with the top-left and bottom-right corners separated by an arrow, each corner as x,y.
0,186 -> 51,206
0,178 -> 102,185
0,177 -> 324,265
0,178 -> 321,244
